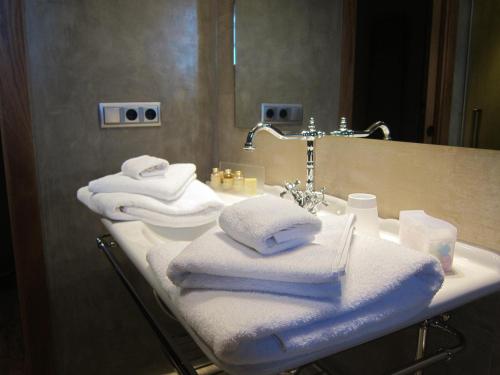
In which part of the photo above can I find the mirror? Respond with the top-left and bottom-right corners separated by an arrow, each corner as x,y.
233,0 -> 500,151
234,0 -> 342,133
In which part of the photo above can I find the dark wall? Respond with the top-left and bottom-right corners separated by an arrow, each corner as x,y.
0,134 -> 13,278
352,0 -> 432,142
24,0 -> 216,373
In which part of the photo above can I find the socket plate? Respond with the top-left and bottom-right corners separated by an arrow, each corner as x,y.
99,102 -> 161,128
261,103 -> 303,125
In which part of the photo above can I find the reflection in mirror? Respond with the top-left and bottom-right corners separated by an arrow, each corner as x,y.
351,0 -> 432,144
462,0 -> 500,150
234,0 -> 342,133
233,0 -> 500,150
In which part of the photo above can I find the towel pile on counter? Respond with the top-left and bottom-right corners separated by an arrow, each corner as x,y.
77,155 -> 223,227
147,195 -> 445,373
168,195 -> 355,299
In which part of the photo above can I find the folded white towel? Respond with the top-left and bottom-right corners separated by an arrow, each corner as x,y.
166,214 -> 354,299
89,163 -> 196,201
219,195 -> 322,254
121,155 -> 169,179
77,180 -> 224,227
147,228 -> 444,367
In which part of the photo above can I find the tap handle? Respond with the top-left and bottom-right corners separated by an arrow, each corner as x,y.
283,179 -> 300,190
339,117 -> 349,131
308,117 -> 316,131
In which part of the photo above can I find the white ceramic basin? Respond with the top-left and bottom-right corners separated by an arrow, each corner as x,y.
101,187 -> 500,373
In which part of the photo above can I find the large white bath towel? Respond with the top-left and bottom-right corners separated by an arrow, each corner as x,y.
147,229 -> 444,368
219,195 -> 322,254
166,214 -> 354,299
121,155 -> 169,179
89,163 -> 196,201
77,180 -> 223,227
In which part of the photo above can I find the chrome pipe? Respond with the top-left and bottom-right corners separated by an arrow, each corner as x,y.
244,122 -> 308,151
414,321 -> 429,375
360,121 -> 392,140
330,120 -> 392,140
306,140 -> 315,192
388,314 -> 465,375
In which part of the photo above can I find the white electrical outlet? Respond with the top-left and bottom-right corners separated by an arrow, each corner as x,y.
99,102 -> 161,128
123,107 -> 140,123
143,105 -> 160,123
261,103 -> 303,125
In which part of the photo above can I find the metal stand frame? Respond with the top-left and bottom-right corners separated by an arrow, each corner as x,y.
96,235 -> 465,375
96,235 -> 197,375
389,316 -> 465,375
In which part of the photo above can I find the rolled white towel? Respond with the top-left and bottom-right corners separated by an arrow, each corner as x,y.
219,195 -> 322,255
166,214 -> 355,299
121,155 -> 169,179
77,180 -> 224,228
89,163 -> 196,201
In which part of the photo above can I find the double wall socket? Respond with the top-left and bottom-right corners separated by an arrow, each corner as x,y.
99,102 -> 161,128
261,103 -> 303,125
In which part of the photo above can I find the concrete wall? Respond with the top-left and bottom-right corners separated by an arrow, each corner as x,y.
234,0 -> 342,131
25,0 -> 216,373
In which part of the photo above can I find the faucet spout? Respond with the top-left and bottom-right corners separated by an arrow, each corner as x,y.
362,121 -> 392,140
330,119 -> 391,140
243,122 -> 308,151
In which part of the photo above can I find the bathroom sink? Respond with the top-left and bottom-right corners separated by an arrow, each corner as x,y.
101,186 -> 500,373
103,185 -> 500,313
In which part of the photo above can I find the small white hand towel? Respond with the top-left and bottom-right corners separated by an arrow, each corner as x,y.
121,155 -> 169,179
147,231 -> 444,368
219,195 -> 322,254
77,180 -> 224,227
166,214 -> 354,299
89,163 -> 196,201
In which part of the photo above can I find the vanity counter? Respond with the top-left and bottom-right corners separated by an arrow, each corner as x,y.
100,189 -> 500,374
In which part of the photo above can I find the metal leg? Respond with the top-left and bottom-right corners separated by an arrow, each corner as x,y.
388,315 -> 464,375
96,235 -> 197,375
415,320 -> 429,375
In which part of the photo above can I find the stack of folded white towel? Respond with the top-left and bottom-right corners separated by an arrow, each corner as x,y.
167,195 -> 354,299
77,155 -> 224,227
146,195 -> 445,371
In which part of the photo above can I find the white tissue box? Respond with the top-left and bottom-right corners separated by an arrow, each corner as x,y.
399,210 -> 457,273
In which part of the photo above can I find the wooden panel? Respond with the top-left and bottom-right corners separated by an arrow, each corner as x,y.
424,0 -> 459,144
0,0 -> 52,374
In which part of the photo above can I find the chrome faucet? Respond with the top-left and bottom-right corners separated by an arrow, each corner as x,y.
243,116 -> 391,213
330,117 -> 391,140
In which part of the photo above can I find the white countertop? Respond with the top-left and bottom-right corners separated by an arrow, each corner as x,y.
101,187 -> 500,373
